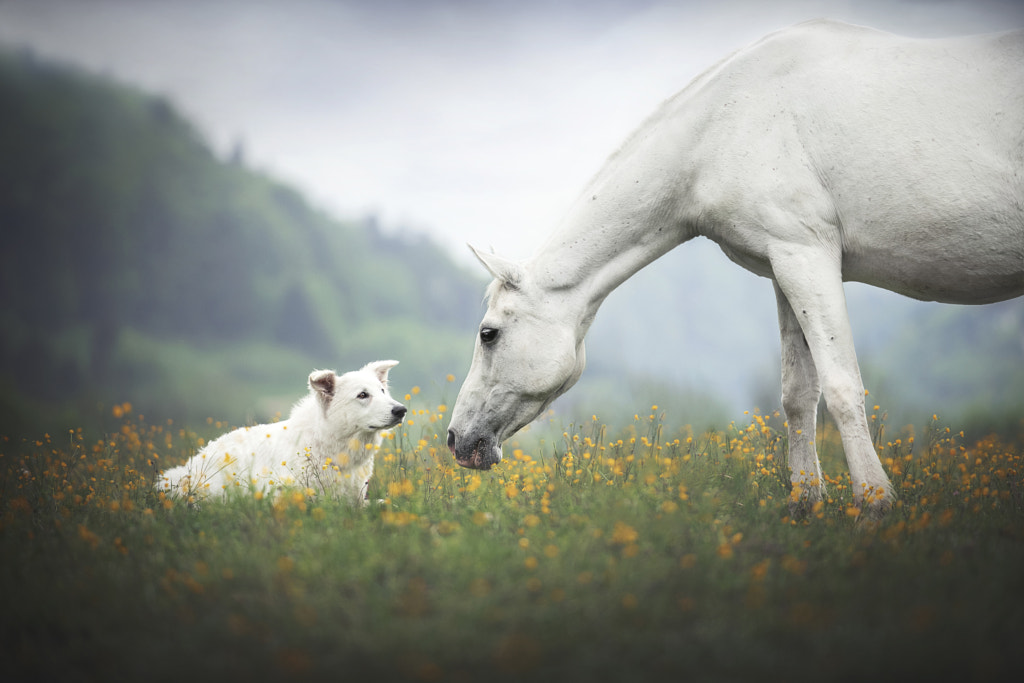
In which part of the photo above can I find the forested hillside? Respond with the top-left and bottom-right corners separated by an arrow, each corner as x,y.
0,47 -> 1020,442
0,49 -> 483,438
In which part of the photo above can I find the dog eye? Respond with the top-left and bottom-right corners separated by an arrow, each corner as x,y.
480,327 -> 499,344
356,391 -> 370,400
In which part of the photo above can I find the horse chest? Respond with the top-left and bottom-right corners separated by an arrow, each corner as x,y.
712,238 -> 774,280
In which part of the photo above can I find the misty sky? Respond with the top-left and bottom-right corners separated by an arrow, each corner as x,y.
0,0 -> 1022,264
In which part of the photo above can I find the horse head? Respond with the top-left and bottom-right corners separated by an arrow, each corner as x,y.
447,245 -> 586,469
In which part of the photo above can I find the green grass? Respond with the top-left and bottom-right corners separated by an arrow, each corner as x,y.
2,392 -> 1023,682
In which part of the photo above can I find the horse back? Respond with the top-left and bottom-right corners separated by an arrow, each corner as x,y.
680,20 -> 1023,303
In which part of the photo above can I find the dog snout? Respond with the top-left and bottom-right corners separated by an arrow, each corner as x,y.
446,429 -> 456,453
392,405 -> 407,421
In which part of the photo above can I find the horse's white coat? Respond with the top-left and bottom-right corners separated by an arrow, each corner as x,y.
447,20 -> 1024,512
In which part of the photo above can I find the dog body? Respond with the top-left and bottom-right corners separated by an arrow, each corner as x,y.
156,361 -> 405,503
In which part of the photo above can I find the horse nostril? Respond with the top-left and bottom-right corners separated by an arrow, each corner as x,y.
446,429 -> 456,452
393,405 -> 407,419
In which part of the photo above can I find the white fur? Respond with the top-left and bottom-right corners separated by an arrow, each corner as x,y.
448,20 -> 1024,515
157,361 -> 405,504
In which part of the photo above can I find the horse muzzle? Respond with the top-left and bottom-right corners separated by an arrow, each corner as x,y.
447,429 -> 502,470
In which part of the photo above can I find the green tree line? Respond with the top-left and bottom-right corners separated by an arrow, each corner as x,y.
0,49 -> 483,438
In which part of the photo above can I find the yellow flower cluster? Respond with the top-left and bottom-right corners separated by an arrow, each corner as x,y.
4,386 -> 1023,617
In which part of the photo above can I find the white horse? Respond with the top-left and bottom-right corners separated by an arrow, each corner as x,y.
446,20 -> 1024,515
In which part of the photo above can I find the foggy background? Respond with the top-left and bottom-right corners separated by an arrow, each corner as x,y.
3,0 -> 1022,258
1,0 -> 1022,437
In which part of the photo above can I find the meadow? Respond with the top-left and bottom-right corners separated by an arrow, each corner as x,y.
2,379 -> 1023,682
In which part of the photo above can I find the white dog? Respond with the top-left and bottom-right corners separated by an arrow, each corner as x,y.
156,361 -> 406,504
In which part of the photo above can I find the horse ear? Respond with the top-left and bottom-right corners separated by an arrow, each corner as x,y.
468,244 -> 523,289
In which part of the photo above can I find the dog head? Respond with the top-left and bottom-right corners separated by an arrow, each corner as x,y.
308,361 -> 407,437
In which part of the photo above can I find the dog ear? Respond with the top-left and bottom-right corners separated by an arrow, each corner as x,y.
362,360 -> 399,389
309,370 -> 336,409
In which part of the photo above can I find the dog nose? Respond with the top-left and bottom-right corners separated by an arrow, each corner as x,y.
392,405 -> 407,420
446,429 -> 456,452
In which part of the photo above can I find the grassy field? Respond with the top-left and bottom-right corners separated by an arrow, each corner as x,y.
2,383 -> 1023,682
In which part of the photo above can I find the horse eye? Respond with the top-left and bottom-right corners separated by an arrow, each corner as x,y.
480,327 -> 499,344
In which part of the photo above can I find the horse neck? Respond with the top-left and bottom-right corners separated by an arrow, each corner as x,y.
527,166 -> 697,333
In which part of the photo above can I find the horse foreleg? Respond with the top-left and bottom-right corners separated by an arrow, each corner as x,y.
770,245 -> 893,516
774,282 -> 825,510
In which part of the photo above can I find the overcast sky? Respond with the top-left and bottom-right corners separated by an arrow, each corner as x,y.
1,0 -> 1022,263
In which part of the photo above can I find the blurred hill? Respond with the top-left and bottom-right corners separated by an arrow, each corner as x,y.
0,48 -> 1020,442
0,49 -> 484,438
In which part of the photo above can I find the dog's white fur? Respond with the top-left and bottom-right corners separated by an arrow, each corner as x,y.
156,361 -> 405,504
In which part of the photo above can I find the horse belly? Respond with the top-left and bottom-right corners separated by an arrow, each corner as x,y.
842,229 -> 1024,304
